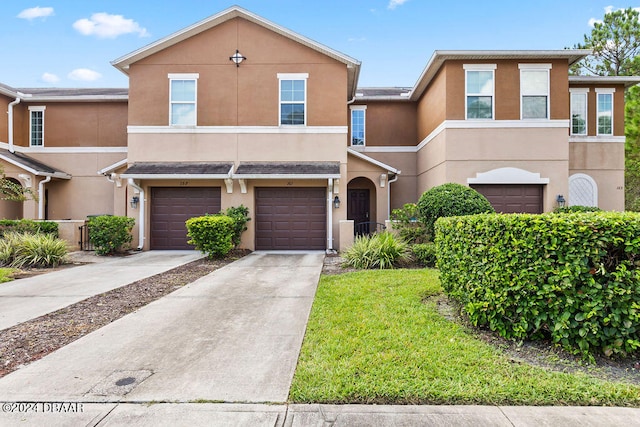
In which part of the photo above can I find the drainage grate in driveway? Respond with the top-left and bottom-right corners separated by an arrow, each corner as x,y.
86,369 -> 153,397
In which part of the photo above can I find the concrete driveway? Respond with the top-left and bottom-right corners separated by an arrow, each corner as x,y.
0,251 -> 204,330
0,252 -> 324,404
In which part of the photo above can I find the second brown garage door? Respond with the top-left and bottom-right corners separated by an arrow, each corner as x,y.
471,184 -> 543,214
255,187 -> 326,250
150,187 -> 221,250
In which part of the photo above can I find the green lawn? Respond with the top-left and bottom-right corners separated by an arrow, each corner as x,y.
290,269 -> 640,406
0,268 -> 16,283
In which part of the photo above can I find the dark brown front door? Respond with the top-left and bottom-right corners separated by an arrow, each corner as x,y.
150,187 -> 221,250
348,189 -> 370,234
255,187 -> 326,250
471,184 -> 543,214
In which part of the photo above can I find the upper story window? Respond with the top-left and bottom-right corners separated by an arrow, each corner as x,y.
29,106 -> 45,146
596,88 -> 615,135
519,64 -> 551,119
278,73 -> 308,125
350,106 -> 366,146
169,73 -> 198,126
570,88 -> 588,135
464,64 -> 496,119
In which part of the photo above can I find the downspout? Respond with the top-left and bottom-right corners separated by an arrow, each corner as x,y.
7,96 -> 21,153
128,178 -> 145,250
387,172 -> 400,219
38,176 -> 51,219
327,178 -> 334,251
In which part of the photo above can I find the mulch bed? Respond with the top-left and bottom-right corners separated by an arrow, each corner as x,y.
0,250 -> 249,378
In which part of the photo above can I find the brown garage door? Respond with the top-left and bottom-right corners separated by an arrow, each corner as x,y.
255,187 -> 326,250
471,184 -> 543,214
150,187 -> 221,250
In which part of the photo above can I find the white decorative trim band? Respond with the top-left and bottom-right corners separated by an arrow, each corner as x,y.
569,136 -> 625,143
127,126 -> 348,134
0,142 -> 127,154
467,167 -> 550,184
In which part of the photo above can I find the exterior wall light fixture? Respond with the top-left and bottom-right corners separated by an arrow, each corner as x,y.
556,194 -> 566,208
130,196 -> 140,209
230,50 -> 246,67
333,195 -> 341,209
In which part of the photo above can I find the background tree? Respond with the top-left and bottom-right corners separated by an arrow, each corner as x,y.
572,7 -> 640,210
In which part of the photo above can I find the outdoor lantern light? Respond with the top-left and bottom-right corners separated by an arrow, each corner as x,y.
333,195 -> 341,209
556,194 -> 566,208
229,49 -> 246,67
130,196 -> 140,209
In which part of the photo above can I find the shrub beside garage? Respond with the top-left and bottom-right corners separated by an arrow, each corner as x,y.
435,212 -> 640,359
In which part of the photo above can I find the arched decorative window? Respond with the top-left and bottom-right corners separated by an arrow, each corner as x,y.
569,174 -> 598,207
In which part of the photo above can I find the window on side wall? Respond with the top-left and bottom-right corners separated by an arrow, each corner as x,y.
29,106 -> 45,147
519,64 -> 551,119
350,106 -> 366,146
278,73 -> 308,125
570,89 -> 588,135
464,64 -> 496,119
169,73 -> 198,126
596,89 -> 614,135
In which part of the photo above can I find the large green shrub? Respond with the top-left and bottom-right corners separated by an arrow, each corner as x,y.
221,205 -> 250,248
0,231 -> 67,268
342,231 -> 412,269
0,219 -> 58,237
435,212 -> 640,359
88,215 -> 135,256
390,203 -> 429,244
412,242 -> 437,268
186,215 -> 235,258
417,183 -> 494,238
554,205 -> 602,213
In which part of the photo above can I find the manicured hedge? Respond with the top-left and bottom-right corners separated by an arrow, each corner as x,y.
186,215 -> 235,258
88,215 -> 135,255
435,212 -> 640,359
0,219 -> 58,237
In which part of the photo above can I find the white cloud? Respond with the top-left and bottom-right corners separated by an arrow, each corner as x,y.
73,12 -> 149,38
348,36 -> 367,42
17,6 -> 54,20
68,68 -> 102,82
41,72 -> 60,83
388,0 -> 409,10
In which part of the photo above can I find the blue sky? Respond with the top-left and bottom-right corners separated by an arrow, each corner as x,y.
1,1 -> 637,88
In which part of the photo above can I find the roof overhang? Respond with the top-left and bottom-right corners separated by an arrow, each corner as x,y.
569,75 -> 640,88
111,6 -> 362,98
98,158 -> 128,176
120,162 -> 234,179
0,149 -> 71,179
233,161 -> 341,179
347,148 -> 400,174
410,49 -> 592,101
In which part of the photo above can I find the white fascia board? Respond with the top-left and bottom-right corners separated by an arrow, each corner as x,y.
0,154 -> 71,180
232,174 -> 341,180
347,148 -> 400,174
98,158 -> 128,175
0,142 -> 128,154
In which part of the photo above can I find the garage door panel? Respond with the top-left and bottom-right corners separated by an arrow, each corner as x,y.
255,187 -> 326,250
471,184 -> 543,214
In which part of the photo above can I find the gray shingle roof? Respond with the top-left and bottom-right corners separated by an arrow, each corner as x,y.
0,148 -> 71,178
121,162 -> 233,177
234,162 -> 340,177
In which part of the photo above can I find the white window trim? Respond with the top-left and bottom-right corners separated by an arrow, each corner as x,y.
350,105 -> 367,146
595,88 -> 615,136
168,73 -> 199,127
463,64 -> 496,120
278,73 -> 309,126
519,63 -> 552,120
569,88 -> 589,136
28,106 -> 46,147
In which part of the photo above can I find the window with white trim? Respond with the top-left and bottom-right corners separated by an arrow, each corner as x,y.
350,106 -> 366,146
464,64 -> 496,119
29,106 -> 45,147
596,88 -> 614,135
570,88 -> 588,135
519,64 -> 551,119
278,73 -> 308,125
169,73 -> 198,126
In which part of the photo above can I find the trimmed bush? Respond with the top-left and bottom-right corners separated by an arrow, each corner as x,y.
435,212 -> 640,359
0,231 -> 67,268
343,231 -> 412,269
0,219 -> 58,237
412,242 -> 437,267
222,205 -> 250,248
186,215 -> 235,258
88,215 -> 135,256
554,205 -> 602,213
390,203 -> 429,244
417,183 -> 494,238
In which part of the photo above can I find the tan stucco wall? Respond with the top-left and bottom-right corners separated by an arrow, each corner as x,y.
352,101 -> 417,146
0,95 -> 10,143
416,67 -> 447,141
128,17 -> 348,127
356,151 -> 417,207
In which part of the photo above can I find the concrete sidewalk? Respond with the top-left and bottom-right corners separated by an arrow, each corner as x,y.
0,250 -> 203,330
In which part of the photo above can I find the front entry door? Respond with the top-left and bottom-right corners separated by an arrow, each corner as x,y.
348,189 -> 370,235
